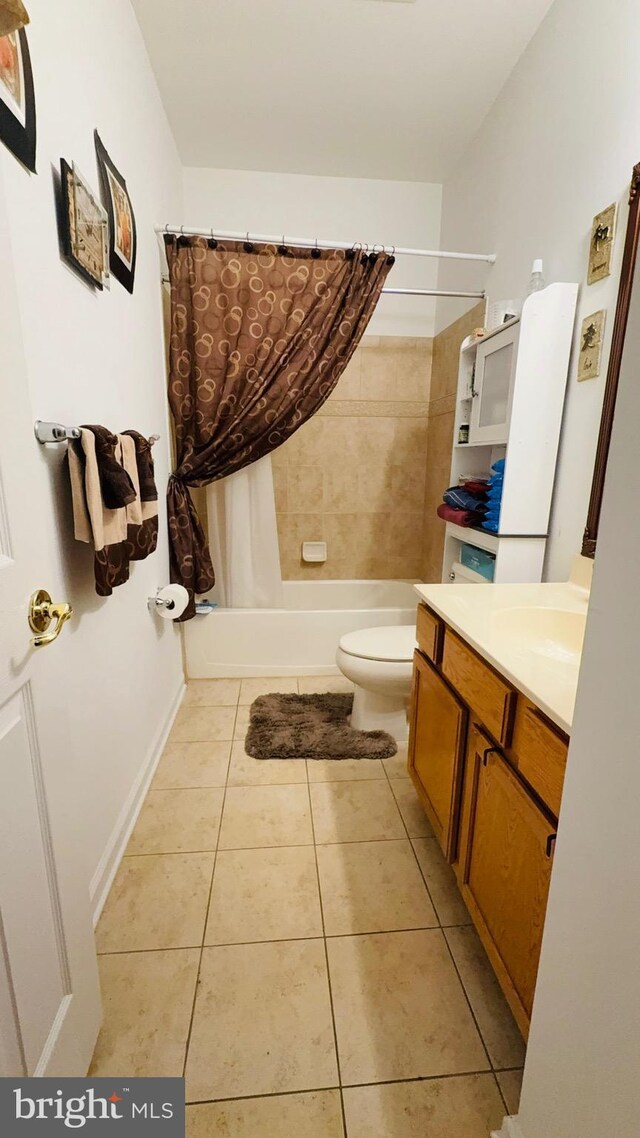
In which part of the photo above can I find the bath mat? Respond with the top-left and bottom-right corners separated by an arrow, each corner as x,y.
245,692 -> 398,761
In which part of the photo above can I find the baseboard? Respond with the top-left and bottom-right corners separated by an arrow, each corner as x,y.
89,679 -> 186,926
491,1116 -> 525,1138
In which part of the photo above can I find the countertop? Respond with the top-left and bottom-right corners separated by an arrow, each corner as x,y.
414,580 -> 590,733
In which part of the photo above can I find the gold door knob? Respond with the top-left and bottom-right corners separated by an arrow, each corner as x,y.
28,589 -> 73,648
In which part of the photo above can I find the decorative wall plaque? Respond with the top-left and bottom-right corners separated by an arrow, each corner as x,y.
588,203 -> 616,285
577,309 -> 606,382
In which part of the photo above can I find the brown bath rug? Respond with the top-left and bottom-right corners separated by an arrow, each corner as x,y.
245,692 -> 398,761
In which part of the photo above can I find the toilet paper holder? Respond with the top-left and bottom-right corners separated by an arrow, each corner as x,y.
147,589 -> 176,613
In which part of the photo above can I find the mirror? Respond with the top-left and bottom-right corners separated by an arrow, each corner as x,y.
582,161 -> 640,557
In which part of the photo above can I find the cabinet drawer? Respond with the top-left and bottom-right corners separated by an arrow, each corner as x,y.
511,700 -> 568,818
416,604 -> 443,664
442,629 -> 516,745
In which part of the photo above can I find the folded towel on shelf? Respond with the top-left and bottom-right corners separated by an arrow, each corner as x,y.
67,426 -> 158,596
443,486 -> 488,512
437,503 -> 485,528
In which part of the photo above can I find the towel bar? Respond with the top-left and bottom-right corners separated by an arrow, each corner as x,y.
34,420 -> 160,445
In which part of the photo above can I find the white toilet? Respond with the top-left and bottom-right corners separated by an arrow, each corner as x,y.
336,625 -> 417,741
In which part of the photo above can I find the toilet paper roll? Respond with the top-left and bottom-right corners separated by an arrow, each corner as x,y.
154,583 -> 189,620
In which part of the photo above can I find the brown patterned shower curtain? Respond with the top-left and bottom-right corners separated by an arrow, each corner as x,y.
165,234 -> 393,619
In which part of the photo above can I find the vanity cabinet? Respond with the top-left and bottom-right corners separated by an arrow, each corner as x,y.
408,602 -> 568,1037
408,652 -> 467,861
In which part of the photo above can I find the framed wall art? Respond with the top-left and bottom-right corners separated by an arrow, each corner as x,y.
94,131 -> 137,293
0,26 -> 36,172
60,159 -> 109,289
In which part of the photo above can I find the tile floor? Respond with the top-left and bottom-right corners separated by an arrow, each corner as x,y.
91,675 -> 525,1136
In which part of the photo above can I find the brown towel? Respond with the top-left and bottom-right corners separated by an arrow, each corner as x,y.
81,424 -> 136,509
123,430 -> 158,501
68,428 -> 159,596
121,432 -> 159,564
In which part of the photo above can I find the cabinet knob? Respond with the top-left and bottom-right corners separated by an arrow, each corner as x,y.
545,833 -> 557,858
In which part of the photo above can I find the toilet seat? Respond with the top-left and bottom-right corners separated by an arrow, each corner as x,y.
339,625 -> 417,664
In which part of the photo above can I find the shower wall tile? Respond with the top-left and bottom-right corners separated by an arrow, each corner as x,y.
288,467 -> 324,513
274,335 -> 433,581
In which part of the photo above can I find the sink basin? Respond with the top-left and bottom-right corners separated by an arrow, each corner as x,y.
491,606 -> 586,664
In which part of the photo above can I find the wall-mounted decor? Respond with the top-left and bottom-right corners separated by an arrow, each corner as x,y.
0,1 -> 30,37
577,309 -> 606,382
588,203 -> 616,285
60,159 -> 109,289
94,131 -> 137,294
0,26 -> 35,171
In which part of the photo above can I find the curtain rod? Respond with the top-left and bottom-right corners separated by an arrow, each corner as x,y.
155,224 -> 496,265
159,273 -> 483,300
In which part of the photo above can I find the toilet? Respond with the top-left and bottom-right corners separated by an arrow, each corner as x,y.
336,625 -> 417,741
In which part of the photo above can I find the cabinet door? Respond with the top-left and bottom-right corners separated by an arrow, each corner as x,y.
469,322 -> 520,445
460,727 -> 556,1034
408,651 -> 468,862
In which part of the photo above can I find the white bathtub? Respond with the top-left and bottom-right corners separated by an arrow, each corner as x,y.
184,579 -> 419,677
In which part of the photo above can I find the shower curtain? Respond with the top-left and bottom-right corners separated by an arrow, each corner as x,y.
165,234 -> 393,618
206,454 -> 283,609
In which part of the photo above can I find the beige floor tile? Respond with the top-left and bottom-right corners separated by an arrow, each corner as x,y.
445,926 -> 526,1070
127,789 -> 224,854
317,840 -> 438,935
382,743 -> 410,780
311,780 -> 405,844
412,837 -> 472,927
219,784 -> 313,849
187,1091 -> 344,1138
497,1068 -> 524,1114
152,742 -> 230,789
89,949 -> 199,1077
343,1074 -> 505,1138
327,929 -> 488,1084
168,705 -> 236,744
391,778 -> 433,837
307,758 -> 385,782
185,940 -> 338,1101
234,705 -> 251,738
205,846 -> 322,944
239,677 -> 299,704
228,741 -> 308,785
96,854 -> 214,952
297,675 -> 354,695
183,679 -> 241,706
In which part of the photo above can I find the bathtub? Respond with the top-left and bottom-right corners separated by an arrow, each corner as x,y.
184,579 -> 419,678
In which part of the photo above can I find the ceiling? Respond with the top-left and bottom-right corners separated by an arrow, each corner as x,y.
132,0 -> 555,182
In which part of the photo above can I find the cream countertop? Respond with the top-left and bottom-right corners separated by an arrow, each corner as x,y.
414,560 -> 592,734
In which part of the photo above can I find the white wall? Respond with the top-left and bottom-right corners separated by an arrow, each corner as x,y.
182,166 -> 443,338
0,0 -> 184,908
436,0 -> 640,581
513,257 -> 640,1138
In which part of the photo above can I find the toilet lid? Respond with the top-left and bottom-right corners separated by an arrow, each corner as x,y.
339,625 -> 417,663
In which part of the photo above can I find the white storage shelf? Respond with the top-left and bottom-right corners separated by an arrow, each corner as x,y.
442,283 -> 578,585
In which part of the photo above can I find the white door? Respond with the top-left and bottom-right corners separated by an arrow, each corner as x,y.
0,173 -> 101,1076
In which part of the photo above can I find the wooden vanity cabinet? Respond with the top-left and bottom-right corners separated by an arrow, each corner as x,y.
409,603 -> 565,1036
408,651 -> 467,861
458,725 -> 557,1036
